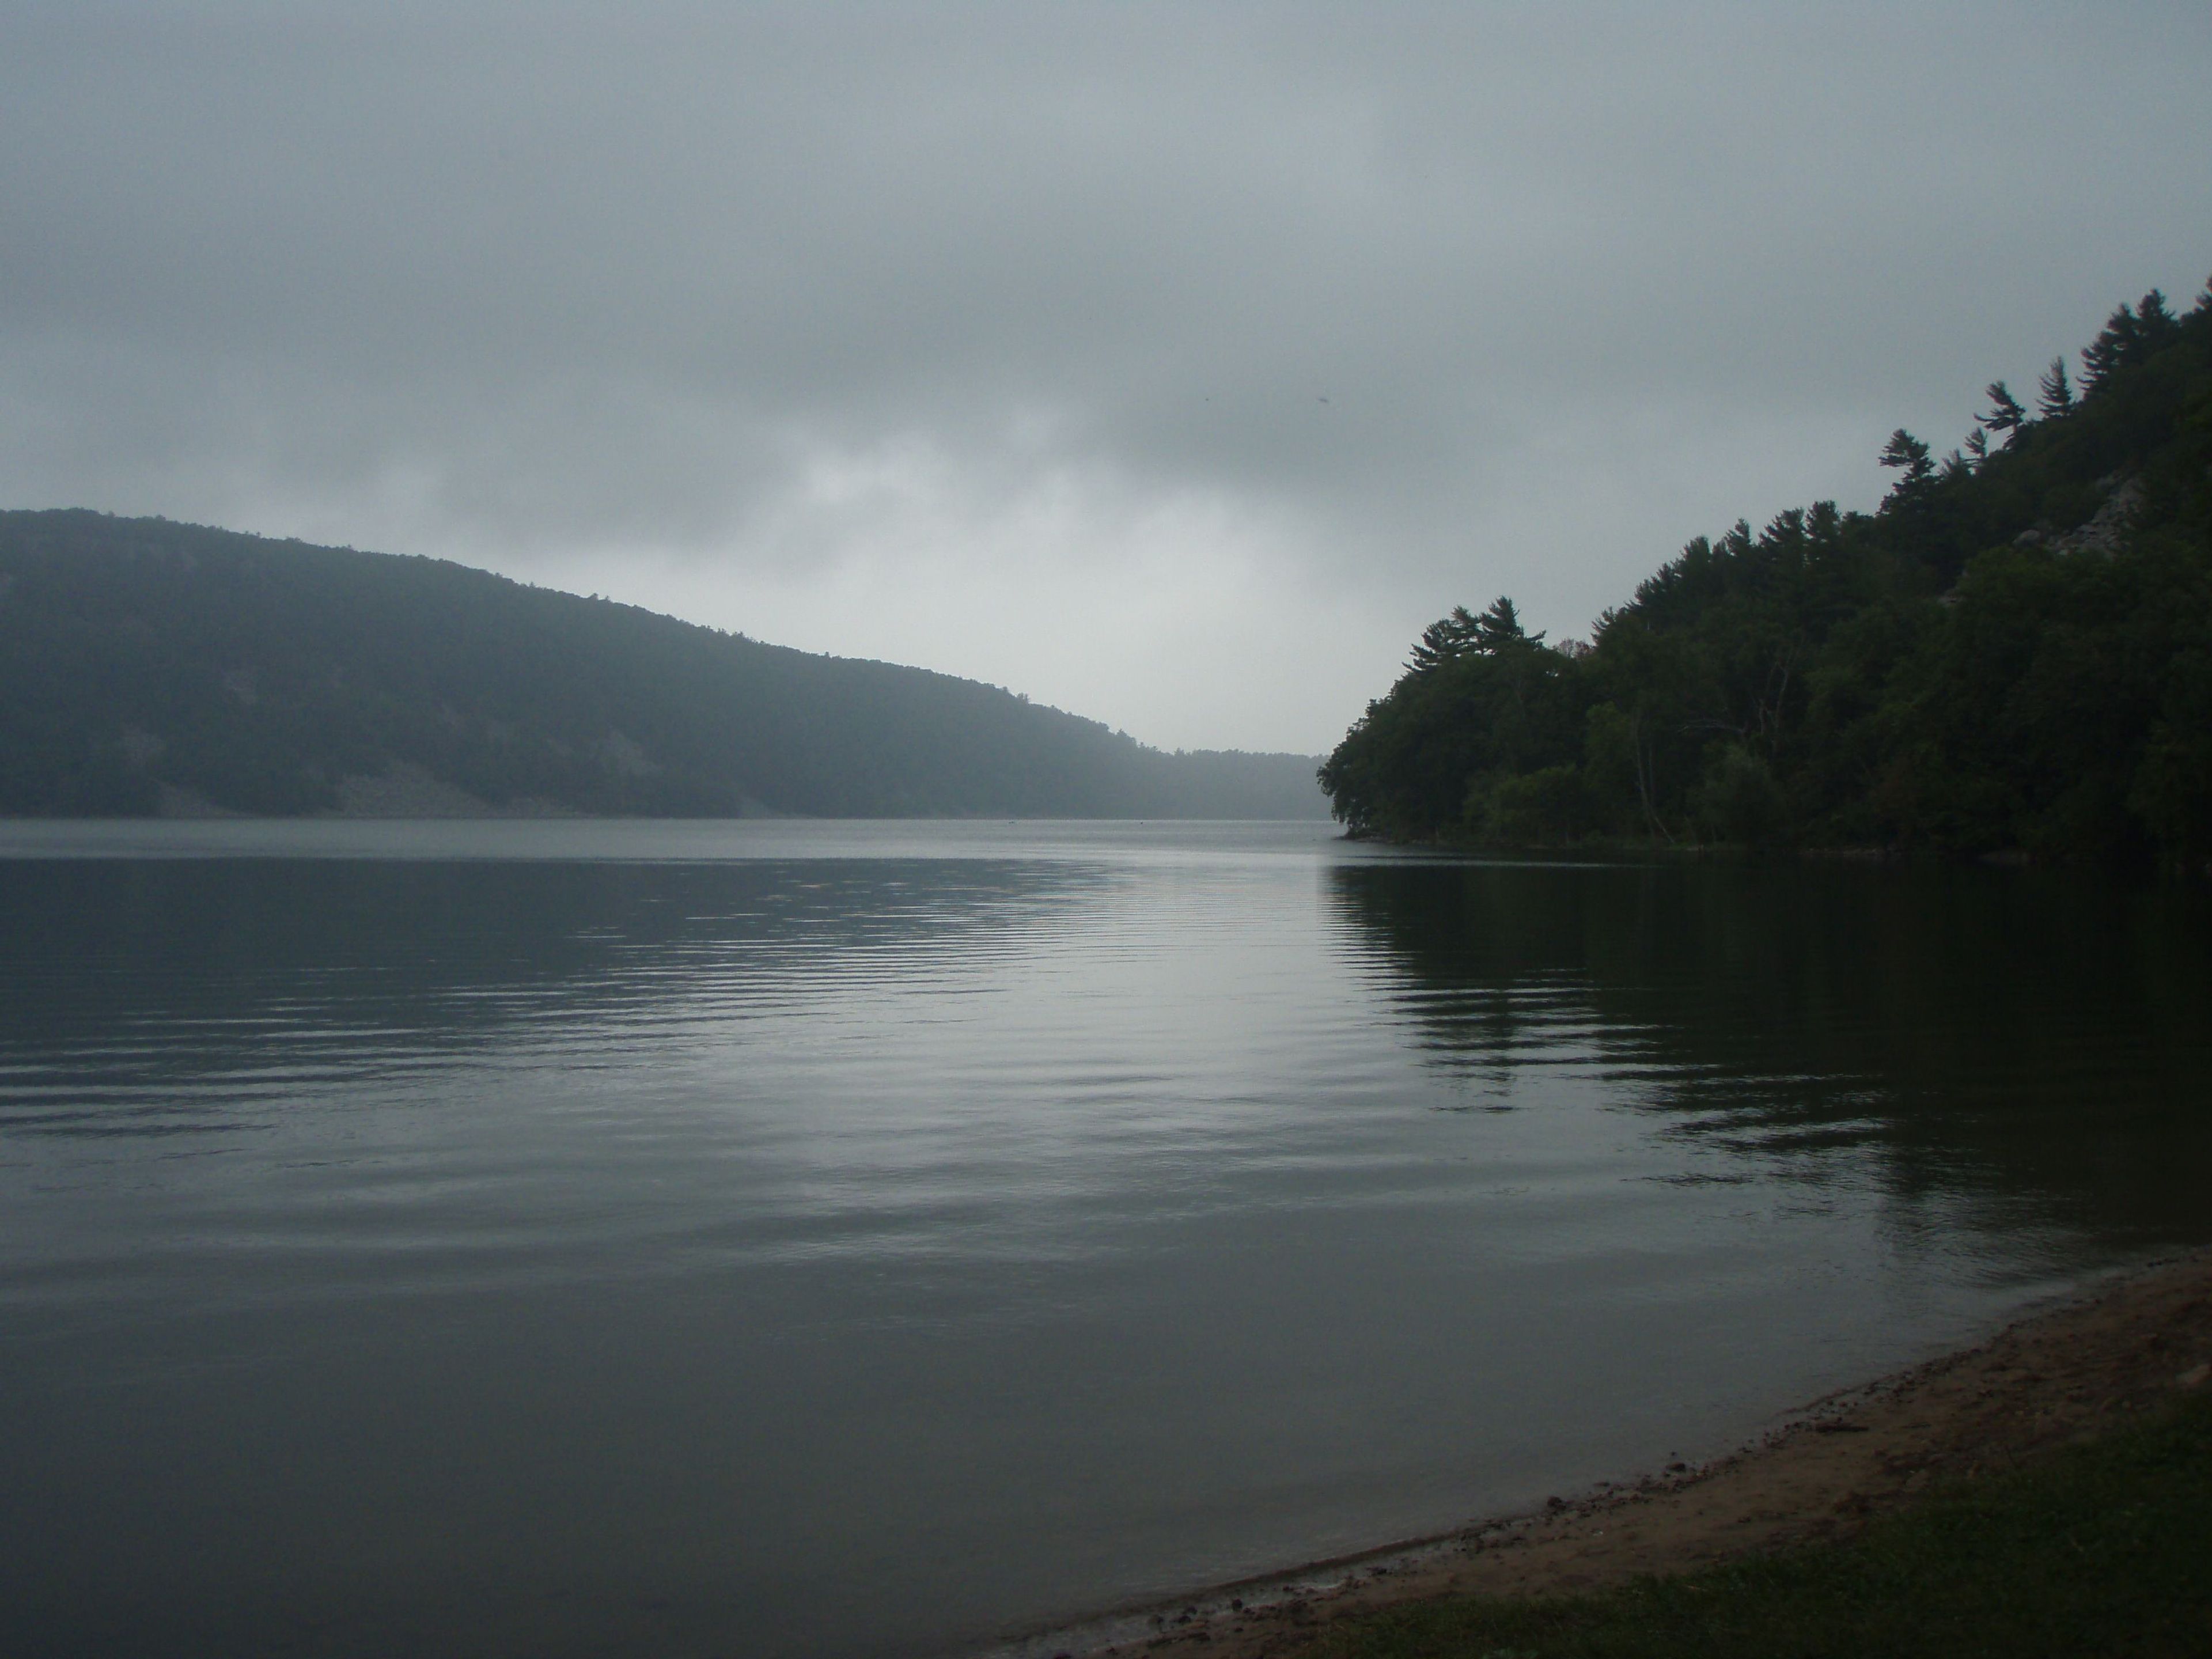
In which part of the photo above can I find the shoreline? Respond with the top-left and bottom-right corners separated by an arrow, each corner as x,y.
993,1248 -> 2212,1658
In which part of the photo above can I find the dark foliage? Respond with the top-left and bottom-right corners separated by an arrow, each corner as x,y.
1320,280 -> 2212,868
0,514 -> 1327,819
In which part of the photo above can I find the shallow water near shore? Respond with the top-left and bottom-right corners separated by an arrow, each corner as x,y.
3,820 -> 2209,1658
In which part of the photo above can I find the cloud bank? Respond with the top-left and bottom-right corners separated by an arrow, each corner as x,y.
4,2 -> 2209,749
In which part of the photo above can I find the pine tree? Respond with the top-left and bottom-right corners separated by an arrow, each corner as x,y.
2036,357 -> 2074,417
1405,595 -> 1545,673
1471,595 -> 1541,652
1878,429 -> 1934,499
1406,605 -> 1480,672
2073,293 -> 2171,393
2135,289 -> 2180,348
1982,381 -> 2027,438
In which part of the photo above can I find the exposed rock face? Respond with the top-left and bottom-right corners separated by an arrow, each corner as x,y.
2054,474 -> 2146,557
592,730 -> 658,778
155,784 -> 243,819
331,764 -> 575,819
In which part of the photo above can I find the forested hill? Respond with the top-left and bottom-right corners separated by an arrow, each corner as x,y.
0,512 -> 1327,820
1321,278 -> 2212,869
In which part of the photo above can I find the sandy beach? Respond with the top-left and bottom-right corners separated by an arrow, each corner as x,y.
1001,1249 -> 2212,1658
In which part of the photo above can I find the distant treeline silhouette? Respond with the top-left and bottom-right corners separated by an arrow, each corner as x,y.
1321,278 -> 2212,868
0,513 -> 1325,820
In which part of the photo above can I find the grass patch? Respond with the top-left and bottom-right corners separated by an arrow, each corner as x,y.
1315,1393 -> 2212,1659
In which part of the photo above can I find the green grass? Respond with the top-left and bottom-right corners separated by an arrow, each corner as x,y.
1315,1393 -> 2212,1659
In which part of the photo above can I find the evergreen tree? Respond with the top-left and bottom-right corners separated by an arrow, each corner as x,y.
1407,605 -> 1481,672
1982,381 -> 2027,438
2037,356 -> 2074,416
1878,429 -> 1934,499
1471,595 -> 1541,652
2080,306 -> 2133,392
2138,288 -> 2179,343
1406,597 -> 1544,673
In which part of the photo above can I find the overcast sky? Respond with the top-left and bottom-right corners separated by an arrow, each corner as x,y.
4,3 -> 2209,752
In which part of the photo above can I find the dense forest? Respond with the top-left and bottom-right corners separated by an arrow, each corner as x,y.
0,513 -> 1325,820
1321,278 -> 2212,869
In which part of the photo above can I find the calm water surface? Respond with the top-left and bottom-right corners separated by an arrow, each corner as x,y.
3,820 -> 2209,1657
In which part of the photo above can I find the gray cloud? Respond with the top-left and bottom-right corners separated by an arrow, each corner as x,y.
4,2 -> 2209,749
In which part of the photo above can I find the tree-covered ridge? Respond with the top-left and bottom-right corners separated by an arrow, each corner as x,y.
0,513 -> 1327,819
1320,280 -> 2212,867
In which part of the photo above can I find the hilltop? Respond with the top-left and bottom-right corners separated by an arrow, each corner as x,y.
0,512 -> 1325,820
1322,278 -> 2212,869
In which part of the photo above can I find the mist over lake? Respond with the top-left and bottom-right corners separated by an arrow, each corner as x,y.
3,821 -> 2208,1658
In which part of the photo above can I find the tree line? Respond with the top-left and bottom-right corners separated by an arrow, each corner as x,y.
1320,279 -> 2212,869
0,512 -> 1327,820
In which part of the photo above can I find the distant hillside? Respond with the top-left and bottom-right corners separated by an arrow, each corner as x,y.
0,513 -> 1327,820
1322,277 -> 2212,868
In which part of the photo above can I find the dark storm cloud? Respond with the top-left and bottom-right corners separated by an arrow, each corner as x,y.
3,2 -> 2209,747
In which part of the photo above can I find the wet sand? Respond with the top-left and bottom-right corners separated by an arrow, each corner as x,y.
998,1249 -> 2212,1659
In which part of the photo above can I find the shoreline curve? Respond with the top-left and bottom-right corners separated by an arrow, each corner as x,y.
987,1248 -> 2212,1658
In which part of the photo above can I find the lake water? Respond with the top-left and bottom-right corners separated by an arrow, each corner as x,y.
3,820 -> 2209,1658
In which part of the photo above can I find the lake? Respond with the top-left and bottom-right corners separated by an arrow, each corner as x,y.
3,820 -> 2208,1658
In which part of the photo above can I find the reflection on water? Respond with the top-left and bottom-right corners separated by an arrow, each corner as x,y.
1327,860 -> 2212,1257
3,857 -> 1110,1140
2,824 -> 2208,1659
